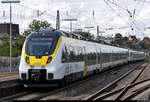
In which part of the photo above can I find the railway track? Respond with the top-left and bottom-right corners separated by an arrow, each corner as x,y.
0,62 -> 145,101
85,62 -> 149,100
0,79 -> 24,99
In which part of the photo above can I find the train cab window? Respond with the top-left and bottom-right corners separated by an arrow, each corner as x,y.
25,32 -> 60,56
26,37 -> 54,56
30,41 -> 52,55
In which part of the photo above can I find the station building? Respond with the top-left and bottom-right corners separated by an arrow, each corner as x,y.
0,23 -> 19,38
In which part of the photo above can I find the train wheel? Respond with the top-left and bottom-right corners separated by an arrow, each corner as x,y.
64,76 -> 71,84
96,69 -> 99,74
59,76 -> 71,87
94,69 -> 99,74
59,80 -> 66,87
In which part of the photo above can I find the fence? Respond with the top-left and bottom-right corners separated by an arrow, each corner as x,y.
0,57 -> 20,73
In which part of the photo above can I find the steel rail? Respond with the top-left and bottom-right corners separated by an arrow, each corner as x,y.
124,84 -> 150,100
95,78 -> 150,100
0,91 -> 35,101
114,63 -> 148,100
0,81 -> 24,100
13,68 -> 113,100
1,62 -> 142,101
0,79 -> 19,85
85,63 -> 147,100
85,63 -> 144,100
20,63 -> 140,100
29,70 -> 111,100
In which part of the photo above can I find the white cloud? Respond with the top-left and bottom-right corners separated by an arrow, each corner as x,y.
0,0 -> 150,38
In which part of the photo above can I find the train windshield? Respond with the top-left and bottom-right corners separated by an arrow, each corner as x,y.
26,37 -> 55,56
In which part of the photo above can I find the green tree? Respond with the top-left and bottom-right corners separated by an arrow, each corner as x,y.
0,34 -> 9,57
23,30 -> 31,36
23,19 -> 51,36
139,41 -> 150,50
73,31 -> 94,39
113,33 -> 123,45
122,37 -> 128,41
13,35 -> 26,56
143,37 -> 150,40
0,34 -> 26,57
115,33 -> 122,39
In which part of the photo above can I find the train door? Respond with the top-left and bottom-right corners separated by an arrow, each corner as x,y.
83,47 -> 87,76
128,49 -> 131,62
94,46 -> 101,73
95,46 -> 98,65
99,48 -> 103,72
111,50 -> 115,67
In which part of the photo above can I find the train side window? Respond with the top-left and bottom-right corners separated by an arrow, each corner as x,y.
73,46 -> 78,61
76,47 -> 83,61
69,46 -> 75,62
62,45 -> 68,63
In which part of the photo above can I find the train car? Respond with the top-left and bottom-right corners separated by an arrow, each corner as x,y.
19,28 -> 145,87
128,50 -> 145,62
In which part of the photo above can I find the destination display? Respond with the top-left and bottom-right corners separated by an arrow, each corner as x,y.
31,37 -> 53,41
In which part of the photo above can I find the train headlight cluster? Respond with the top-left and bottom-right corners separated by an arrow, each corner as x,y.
47,56 -> 52,64
25,56 -> 30,64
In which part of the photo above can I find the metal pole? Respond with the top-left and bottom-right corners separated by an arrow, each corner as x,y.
101,32 -> 102,41
97,25 -> 99,37
62,19 -> 77,32
1,1 -> 20,73
56,10 -> 60,30
10,3 -> 12,72
70,21 -> 72,32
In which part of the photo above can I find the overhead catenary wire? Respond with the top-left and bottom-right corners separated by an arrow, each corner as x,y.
103,1 -> 129,36
128,0 -> 146,35
104,0 -> 131,26
135,0 -> 145,18
0,0 -> 115,34
0,0 -> 76,26
105,0 -> 127,11
60,9 -> 93,32
103,0 -> 148,37
105,0 -> 134,21
1,0 -> 149,38
14,3 -> 56,21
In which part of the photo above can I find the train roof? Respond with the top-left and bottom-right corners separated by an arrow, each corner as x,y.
26,27 -> 62,39
27,27 -> 145,54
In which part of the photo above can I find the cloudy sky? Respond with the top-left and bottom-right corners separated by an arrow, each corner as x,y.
0,0 -> 150,39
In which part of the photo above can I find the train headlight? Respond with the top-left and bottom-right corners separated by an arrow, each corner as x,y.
25,56 -> 30,64
47,56 -> 52,64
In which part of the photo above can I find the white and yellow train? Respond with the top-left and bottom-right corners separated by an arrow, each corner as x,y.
19,28 -> 145,87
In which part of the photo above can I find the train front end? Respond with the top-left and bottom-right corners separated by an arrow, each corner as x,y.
19,29 -> 63,87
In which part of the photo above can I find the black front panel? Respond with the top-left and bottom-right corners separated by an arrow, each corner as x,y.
28,69 -> 46,81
